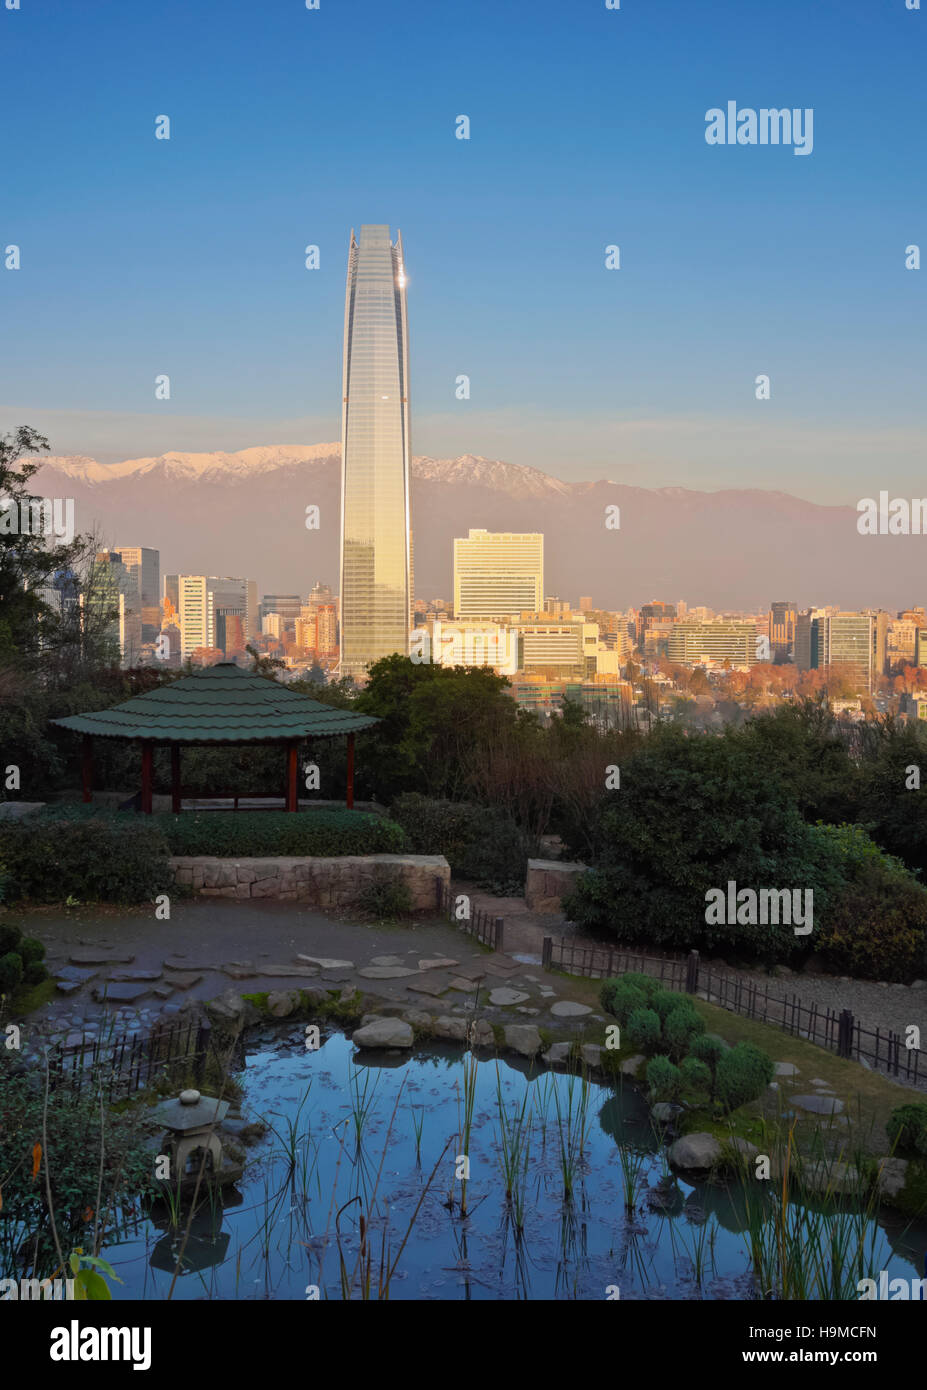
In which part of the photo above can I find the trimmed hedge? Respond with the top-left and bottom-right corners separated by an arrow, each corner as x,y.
390,793 -> 530,894
157,809 -> 405,858
627,1007 -> 661,1055
0,812 -> 172,904
663,1000 -> 706,1060
646,1055 -> 682,1102
680,1056 -> 712,1095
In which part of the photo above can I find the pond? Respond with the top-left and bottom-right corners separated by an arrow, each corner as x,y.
99,1027 -> 927,1301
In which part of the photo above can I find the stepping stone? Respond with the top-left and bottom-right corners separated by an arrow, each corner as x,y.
56,981 -> 82,996
320,968 -> 354,983
483,960 -> 523,977
93,982 -> 150,1003
69,949 -> 135,965
256,964 -> 320,978
405,978 -> 449,997
774,1062 -> 799,1077
809,1078 -> 833,1087
222,963 -> 256,979
452,964 -> 489,981
792,1094 -> 845,1115
106,969 -> 162,982
358,965 -> 422,979
55,965 -> 98,983
297,955 -> 355,970
550,1001 -> 593,1018
369,955 -> 404,967
489,987 -> 530,1006
448,977 -> 480,993
418,958 -> 458,971
164,957 -> 219,972
162,972 -> 201,990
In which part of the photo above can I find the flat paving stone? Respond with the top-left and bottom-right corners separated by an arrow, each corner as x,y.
297,955 -> 355,970
256,964 -> 320,978
489,987 -> 530,1006
106,969 -> 162,982
774,1062 -> 800,1077
164,957 -> 220,972
222,963 -> 256,979
452,964 -> 489,981
418,958 -> 459,971
92,982 -> 150,1003
162,972 -> 202,990
320,968 -> 354,982
448,977 -> 481,993
792,1094 -> 845,1115
152,985 -> 174,1000
405,978 -> 449,997
69,949 -> 135,965
483,960 -> 523,977
56,980 -> 82,995
369,955 -> 404,967
550,1001 -> 593,1018
55,965 -> 98,983
357,965 -> 422,979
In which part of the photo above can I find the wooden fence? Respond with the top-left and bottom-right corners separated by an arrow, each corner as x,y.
437,879 -> 505,951
542,939 -> 925,1091
46,1016 -> 213,1101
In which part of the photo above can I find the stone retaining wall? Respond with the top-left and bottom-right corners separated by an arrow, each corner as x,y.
171,853 -> 449,910
524,858 -> 589,913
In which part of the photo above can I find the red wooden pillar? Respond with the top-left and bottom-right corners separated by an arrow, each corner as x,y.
171,743 -> 181,814
140,741 -> 154,814
286,742 -> 298,812
346,731 -> 355,810
81,734 -> 93,803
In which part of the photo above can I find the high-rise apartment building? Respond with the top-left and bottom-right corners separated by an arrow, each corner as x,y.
316,602 -> 338,657
261,595 -> 302,630
90,550 -> 143,666
666,620 -> 756,667
340,224 -> 412,679
453,530 -> 544,620
115,546 -> 160,640
768,601 -> 797,663
178,576 -> 257,658
816,612 -> 888,693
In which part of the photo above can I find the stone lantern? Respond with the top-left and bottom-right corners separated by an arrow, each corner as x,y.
155,1088 -> 230,1180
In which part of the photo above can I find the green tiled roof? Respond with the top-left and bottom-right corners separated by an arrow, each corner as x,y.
50,663 -> 379,743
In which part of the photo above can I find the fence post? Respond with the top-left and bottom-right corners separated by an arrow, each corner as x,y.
494,916 -> 504,954
436,877 -> 445,913
194,1021 -> 212,1086
685,950 -> 700,995
837,1009 -> 853,1060
542,937 -> 552,970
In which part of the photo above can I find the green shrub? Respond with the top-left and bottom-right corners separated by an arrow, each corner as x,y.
716,1042 -> 775,1112
646,1055 -> 682,1102
627,1007 -> 661,1055
690,1033 -> 726,1074
0,811 -> 172,904
357,872 -> 414,922
600,979 -> 647,1023
620,972 -> 660,1000
19,935 -> 45,966
663,1001 -> 706,1060
0,951 -> 24,995
390,793 -> 530,894
648,987 -> 682,1022
0,923 -> 22,955
158,808 -> 405,858
886,1103 -> 927,1157
680,1056 -> 712,1095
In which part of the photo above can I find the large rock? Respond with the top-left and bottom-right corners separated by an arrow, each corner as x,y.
469,1019 -> 495,1048
205,989 -> 259,1033
875,1156 -> 909,1201
433,1016 -> 470,1042
544,1041 -> 573,1066
669,1133 -> 723,1172
351,1018 -> 414,1049
267,989 -> 301,1018
504,1024 -> 543,1058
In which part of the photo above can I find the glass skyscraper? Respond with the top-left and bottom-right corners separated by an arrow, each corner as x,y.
339,224 -> 411,680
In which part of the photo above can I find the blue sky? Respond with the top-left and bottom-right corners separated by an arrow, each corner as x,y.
1,0 -> 924,500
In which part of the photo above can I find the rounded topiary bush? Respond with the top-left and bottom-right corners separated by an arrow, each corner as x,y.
627,1007 -> 661,1055
716,1042 -> 775,1112
680,1056 -> 712,1095
621,972 -> 660,1000
646,1055 -> 682,1102
0,951 -> 24,995
691,1033 -> 726,1073
0,923 -> 22,956
663,1001 -> 706,1060
886,1103 -> 927,1157
601,980 -> 647,1024
648,988 -> 681,1022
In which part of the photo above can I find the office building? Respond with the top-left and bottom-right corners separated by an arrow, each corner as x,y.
340,224 -> 412,679
453,530 -> 544,620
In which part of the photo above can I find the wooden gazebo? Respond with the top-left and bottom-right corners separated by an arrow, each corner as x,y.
51,662 -> 379,813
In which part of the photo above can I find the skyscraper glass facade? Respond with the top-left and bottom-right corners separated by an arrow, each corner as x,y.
340,224 -> 411,679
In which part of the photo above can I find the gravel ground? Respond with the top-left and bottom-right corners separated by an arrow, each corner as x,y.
707,962 -> 927,1042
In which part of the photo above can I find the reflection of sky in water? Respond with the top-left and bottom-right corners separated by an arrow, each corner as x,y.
102,1030 -> 927,1301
